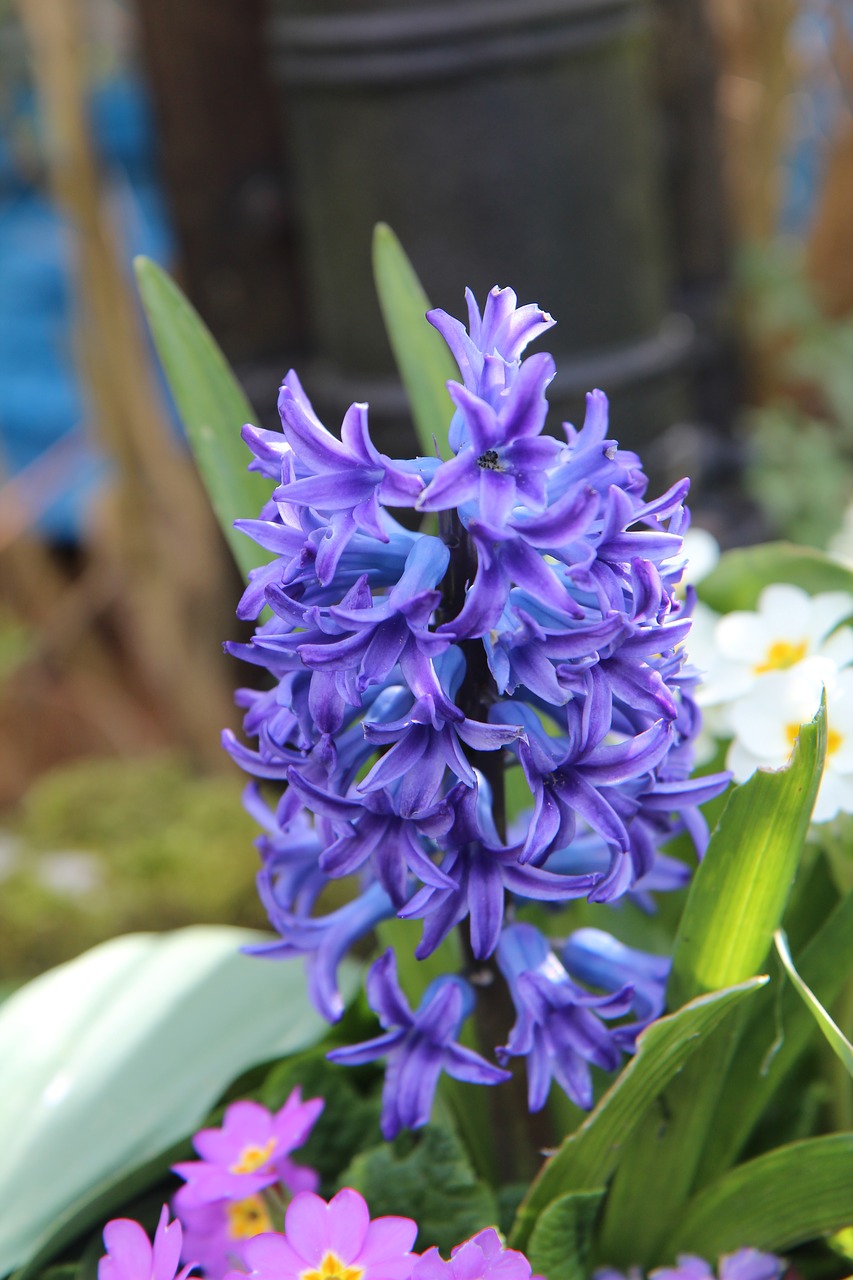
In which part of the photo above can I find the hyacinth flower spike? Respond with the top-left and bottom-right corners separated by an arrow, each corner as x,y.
226,282 -> 730,1137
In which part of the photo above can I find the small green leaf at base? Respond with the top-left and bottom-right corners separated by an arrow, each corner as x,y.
340,1125 -> 498,1255
528,1191 -> 605,1280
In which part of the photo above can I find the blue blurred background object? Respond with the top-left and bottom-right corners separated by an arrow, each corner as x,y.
0,58 -> 174,540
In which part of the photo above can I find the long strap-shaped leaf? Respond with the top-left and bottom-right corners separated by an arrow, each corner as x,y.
595,699 -> 826,1266
666,1134 -> 853,1257
134,257 -> 273,580
509,977 -> 766,1252
702,883 -> 853,1177
670,695 -> 827,1007
372,224 -> 459,460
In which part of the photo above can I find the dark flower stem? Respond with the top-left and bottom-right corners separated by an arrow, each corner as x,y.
439,515 -> 554,1183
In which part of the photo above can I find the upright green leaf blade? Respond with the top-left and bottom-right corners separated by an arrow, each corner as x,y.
702,886 -> 853,1177
134,256 -> 272,579
0,928 -> 354,1276
775,928 -> 853,1077
670,696 -> 826,1007
509,978 -> 766,1252
372,224 -> 458,458
595,700 -> 826,1266
667,1135 -> 853,1257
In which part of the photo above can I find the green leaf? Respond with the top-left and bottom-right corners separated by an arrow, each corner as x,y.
701,884 -> 853,1177
669,696 -> 826,1007
509,978 -> 766,1252
372,224 -> 458,458
340,1124 -> 498,1254
0,927 -> 355,1277
666,1135 -> 853,1257
699,542 -> 853,615
595,700 -> 826,1266
134,256 -> 273,579
774,928 -> 853,1078
527,1191 -> 605,1280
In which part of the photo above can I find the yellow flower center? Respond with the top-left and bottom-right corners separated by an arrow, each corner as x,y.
300,1253 -> 364,1280
786,723 -> 842,757
229,1137 -> 277,1174
227,1195 -> 273,1239
753,639 -> 807,675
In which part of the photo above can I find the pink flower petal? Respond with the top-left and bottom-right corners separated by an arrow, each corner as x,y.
151,1208 -> 183,1280
100,1218 -> 154,1280
274,1092 -> 325,1154
285,1191 -> 336,1265
324,1188 -> 372,1261
356,1217 -> 418,1280
195,1101 -> 273,1164
243,1232 -> 305,1280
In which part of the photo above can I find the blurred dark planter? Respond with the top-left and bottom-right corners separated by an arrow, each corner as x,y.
267,0 -> 692,456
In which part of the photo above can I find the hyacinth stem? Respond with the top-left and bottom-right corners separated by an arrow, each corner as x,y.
440,512 -> 554,1182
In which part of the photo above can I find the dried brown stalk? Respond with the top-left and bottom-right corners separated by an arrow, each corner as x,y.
15,0 -> 238,768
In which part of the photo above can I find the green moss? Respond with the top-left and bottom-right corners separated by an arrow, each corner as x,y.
0,753 -> 268,979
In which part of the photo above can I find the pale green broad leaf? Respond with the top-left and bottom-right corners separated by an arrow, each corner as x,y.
0,927 -> 355,1276
594,700 -> 826,1266
372,224 -> 458,459
667,1135 -> 853,1257
699,541 -> 853,614
134,256 -> 272,580
774,928 -> 853,1078
509,977 -> 766,1252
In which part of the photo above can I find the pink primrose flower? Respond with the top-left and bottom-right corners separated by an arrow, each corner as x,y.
412,1229 -> 534,1280
99,1206 -> 195,1280
174,1194 -> 276,1279
228,1188 -> 418,1280
174,1089 -> 324,1207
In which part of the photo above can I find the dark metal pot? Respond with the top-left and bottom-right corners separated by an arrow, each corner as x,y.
267,0 -> 692,458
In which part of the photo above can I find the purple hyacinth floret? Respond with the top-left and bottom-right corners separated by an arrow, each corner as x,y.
225,283 -> 730,1132
328,949 -> 509,1139
496,922 -> 637,1111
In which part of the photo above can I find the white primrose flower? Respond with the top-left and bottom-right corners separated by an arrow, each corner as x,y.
727,658 -> 853,823
695,584 -> 853,711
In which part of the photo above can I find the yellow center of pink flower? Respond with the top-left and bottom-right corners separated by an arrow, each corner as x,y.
227,1195 -> 273,1239
229,1137 -> 277,1174
300,1252 -> 364,1280
754,639 -> 807,675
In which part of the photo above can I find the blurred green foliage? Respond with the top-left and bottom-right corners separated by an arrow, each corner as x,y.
739,244 -> 853,549
0,754 -> 266,979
